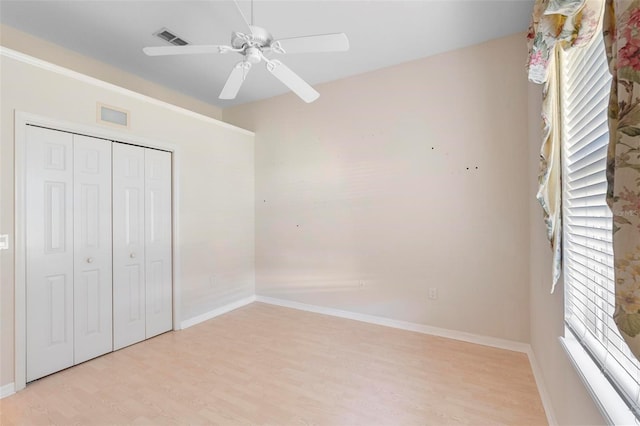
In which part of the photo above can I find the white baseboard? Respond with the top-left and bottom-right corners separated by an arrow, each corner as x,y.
527,348 -> 558,426
0,383 -> 15,399
180,295 -> 256,329
255,295 -> 530,353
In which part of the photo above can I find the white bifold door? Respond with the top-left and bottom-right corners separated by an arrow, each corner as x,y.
73,135 -> 113,364
112,143 -> 172,350
26,127 -> 112,381
143,148 -> 173,339
26,126 -> 172,382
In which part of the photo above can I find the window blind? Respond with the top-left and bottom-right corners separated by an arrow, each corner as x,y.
561,31 -> 640,414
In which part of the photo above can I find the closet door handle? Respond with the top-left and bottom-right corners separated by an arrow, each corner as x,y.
130,253 -> 136,259
87,257 -> 94,264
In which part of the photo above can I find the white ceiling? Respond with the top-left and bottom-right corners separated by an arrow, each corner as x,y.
0,1 -> 533,108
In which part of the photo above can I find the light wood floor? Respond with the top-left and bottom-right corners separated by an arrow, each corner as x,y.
1,302 -> 547,425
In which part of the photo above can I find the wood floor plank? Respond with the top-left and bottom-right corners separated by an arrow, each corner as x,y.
0,302 -> 547,425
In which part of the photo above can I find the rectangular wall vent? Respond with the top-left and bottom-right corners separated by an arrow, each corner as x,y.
97,103 -> 129,128
154,28 -> 189,46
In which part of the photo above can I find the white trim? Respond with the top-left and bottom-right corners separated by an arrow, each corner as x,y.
14,112 -> 27,392
14,111 -> 183,392
0,383 -> 15,399
255,295 -> 530,353
560,334 -> 637,426
0,47 -> 254,137
180,295 -> 256,329
171,156 -> 182,333
526,348 -> 559,426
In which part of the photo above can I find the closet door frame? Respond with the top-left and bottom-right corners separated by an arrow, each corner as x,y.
14,111 -> 183,392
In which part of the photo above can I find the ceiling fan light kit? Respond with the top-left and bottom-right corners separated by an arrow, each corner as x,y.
143,1 -> 349,103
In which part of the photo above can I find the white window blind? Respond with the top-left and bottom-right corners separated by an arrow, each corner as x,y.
561,31 -> 640,415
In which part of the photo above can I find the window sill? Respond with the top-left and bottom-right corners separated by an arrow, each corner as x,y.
560,329 -> 638,425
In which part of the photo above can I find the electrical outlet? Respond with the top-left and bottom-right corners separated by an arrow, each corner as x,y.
0,235 -> 8,250
358,280 -> 367,288
428,287 -> 438,300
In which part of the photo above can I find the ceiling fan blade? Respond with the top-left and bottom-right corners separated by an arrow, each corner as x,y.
266,60 -> 319,103
219,61 -> 252,100
272,33 -> 349,54
143,45 -> 229,56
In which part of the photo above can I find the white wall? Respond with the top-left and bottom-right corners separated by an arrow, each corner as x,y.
224,33 -> 531,343
0,51 -> 255,387
527,83 -> 606,424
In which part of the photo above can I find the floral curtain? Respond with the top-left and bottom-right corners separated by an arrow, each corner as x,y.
527,0 -> 603,292
603,0 -> 640,357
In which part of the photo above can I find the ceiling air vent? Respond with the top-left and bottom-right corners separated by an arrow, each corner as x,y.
154,28 -> 189,46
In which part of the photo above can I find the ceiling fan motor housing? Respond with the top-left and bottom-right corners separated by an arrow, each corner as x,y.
245,47 -> 262,63
231,26 -> 274,50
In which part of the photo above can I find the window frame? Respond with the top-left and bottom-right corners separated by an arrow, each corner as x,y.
557,30 -> 640,425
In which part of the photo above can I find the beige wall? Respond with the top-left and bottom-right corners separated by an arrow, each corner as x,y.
0,24 -> 222,121
527,83 -> 605,424
224,33 -> 531,343
0,53 -> 255,387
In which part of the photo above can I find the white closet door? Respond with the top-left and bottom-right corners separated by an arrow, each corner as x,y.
73,135 -> 113,363
144,149 -> 173,338
112,143 -> 146,350
26,126 -> 74,381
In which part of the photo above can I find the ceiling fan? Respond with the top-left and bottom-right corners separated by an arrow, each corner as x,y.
143,1 -> 349,103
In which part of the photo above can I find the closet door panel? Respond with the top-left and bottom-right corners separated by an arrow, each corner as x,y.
26,126 -> 74,382
113,143 -> 146,350
73,135 -> 113,363
145,149 -> 173,338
